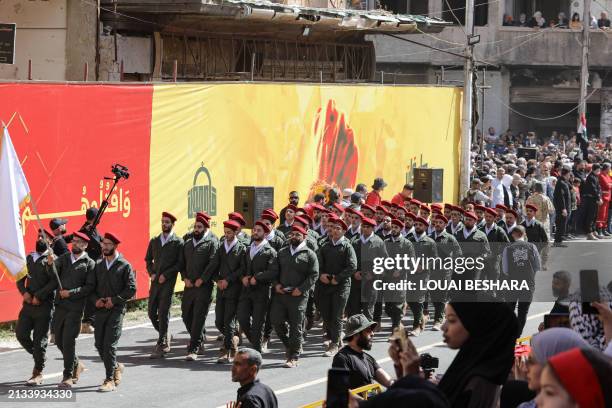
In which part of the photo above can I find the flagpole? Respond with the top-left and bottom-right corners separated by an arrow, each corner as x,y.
1,124 -> 63,290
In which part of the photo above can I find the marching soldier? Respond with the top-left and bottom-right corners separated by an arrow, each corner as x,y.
479,207 -> 510,285
310,204 -> 328,236
375,215 -> 393,240
427,214 -> 462,330
521,204 -> 549,270
183,211 -> 218,242
344,208 -> 362,241
455,211 -> 491,282
181,214 -> 219,361
145,212 -> 183,359
16,229 -> 57,386
382,219 -> 415,330
91,233 -> 136,392
270,225 -> 318,368
403,212 -> 417,239
52,231 -> 95,388
350,217 -> 388,322
504,209 -> 520,240
495,204 -> 508,228
237,221 -> 278,353
446,206 -> 464,235
207,220 -> 247,364
277,204 -> 298,236
78,207 -> 103,334
407,217 -> 437,336
228,212 -> 251,245
474,204 -> 487,228
316,217 -> 357,357
50,218 -> 70,256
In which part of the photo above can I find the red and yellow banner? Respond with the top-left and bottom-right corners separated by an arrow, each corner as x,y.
0,82 -> 461,322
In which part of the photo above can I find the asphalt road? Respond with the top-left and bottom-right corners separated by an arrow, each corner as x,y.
0,301 -> 553,408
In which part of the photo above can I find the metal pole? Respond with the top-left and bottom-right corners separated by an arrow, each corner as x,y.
28,60 -> 32,80
83,62 -> 89,82
578,0 -> 591,135
120,60 -> 124,82
173,60 -> 178,82
27,196 -> 63,290
251,53 -> 255,81
480,67 -> 486,167
460,0 -> 475,199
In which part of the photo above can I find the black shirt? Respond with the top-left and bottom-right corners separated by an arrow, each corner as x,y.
237,380 -> 278,408
332,346 -> 380,390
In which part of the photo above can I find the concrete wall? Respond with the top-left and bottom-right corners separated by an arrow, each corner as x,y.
0,0 -> 67,80
602,89 -> 612,139
65,0 -> 96,81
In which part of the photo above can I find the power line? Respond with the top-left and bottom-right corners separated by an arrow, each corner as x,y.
382,33 -> 468,60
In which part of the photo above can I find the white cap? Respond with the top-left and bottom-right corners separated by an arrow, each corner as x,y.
342,188 -> 353,198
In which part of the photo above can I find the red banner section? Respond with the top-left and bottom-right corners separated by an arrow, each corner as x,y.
0,83 -> 153,322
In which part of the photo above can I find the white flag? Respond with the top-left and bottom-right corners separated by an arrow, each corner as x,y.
0,126 -> 31,280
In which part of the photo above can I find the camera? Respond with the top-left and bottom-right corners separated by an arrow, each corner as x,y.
420,353 -> 439,374
111,164 -> 130,180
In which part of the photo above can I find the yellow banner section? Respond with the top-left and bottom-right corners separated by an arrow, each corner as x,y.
150,83 -> 462,237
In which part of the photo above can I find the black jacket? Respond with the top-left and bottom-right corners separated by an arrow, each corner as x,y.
145,232 -> 184,281
553,177 -> 571,212
181,232 -> 219,283
581,172 -> 602,200
53,252 -> 96,311
317,237 -> 358,286
91,255 -> 137,310
17,252 -> 57,305
205,239 -> 247,298
242,242 -> 279,287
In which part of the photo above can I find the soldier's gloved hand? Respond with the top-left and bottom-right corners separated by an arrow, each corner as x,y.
249,277 -> 257,286
184,278 -> 193,288
23,292 -> 33,304
319,274 -> 331,284
31,296 -> 41,306
195,278 -> 203,288
291,288 -> 302,297
241,276 -> 251,287
331,277 -> 339,285
105,297 -> 114,309
59,289 -> 70,299
158,274 -> 167,284
275,284 -> 284,295
95,298 -> 106,308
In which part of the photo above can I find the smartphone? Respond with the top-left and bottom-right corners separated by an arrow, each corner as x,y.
544,313 -> 570,329
580,269 -> 600,315
326,368 -> 350,408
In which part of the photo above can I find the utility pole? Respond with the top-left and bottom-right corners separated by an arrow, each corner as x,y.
460,0 -> 475,199
578,0 -> 591,138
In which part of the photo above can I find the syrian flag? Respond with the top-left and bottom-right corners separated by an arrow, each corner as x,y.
578,113 -> 587,135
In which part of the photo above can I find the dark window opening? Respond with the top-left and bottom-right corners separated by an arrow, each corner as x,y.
442,0 -> 488,26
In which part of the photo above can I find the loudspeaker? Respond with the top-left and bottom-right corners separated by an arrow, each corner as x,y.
517,147 -> 537,160
234,187 -> 274,229
413,168 -> 443,203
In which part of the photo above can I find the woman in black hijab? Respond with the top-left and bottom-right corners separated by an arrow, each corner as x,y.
437,298 -> 518,408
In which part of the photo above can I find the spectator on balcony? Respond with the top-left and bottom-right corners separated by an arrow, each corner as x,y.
570,12 -> 582,29
529,11 -> 547,28
503,14 -> 514,26
598,11 -> 611,29
516,12 -> 529,27
590,14 -> 599,29
556,12 -> 569,28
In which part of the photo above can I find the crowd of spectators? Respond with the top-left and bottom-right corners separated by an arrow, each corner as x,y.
502,10 -> 611,30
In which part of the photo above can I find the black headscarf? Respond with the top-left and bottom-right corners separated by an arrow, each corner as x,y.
359,375 -> 449,408
437,299 -> 518,406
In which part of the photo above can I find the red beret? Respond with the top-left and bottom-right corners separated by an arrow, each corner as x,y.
415,216 -> 429,227
484,207 -> 497,217
525,204 -> 538,212
376,205 -> 391,216
299,212 -> 313,224
291,225 -> 307,236
395,205 -> 408,214
162,212 -> 177,223
72,231 -> 90,243
420,204 -> 430,212
228,212 -> 246,226
254,220 -> 271,234
294,216 -> 310,228
406,212 -> 418,220
381,200 -> 392,208
195,215 -> 210,228
361,217 -> 377,227
311,203 -> 326,212
506,209 -> 518,219
284,204 -> 298,213
361,204 -> 376,214
296,207 -> 307,214
223,220 -> 241,231
495,204 -> 508,212
450,205 -> 462,213
327,212 -> 340,221
351,210 -> 364,219
410,199 -> 422,206
345,207 -> 355,214
262,208 -> 279,220
331,218 -> 348,230
331,203 -> 345,213
474,204 -> 486,212
464,211 -> 478,221
433,214 -> 448,224
261,213 -> 277,223
444,203 -> 453,209
431,208 -> 443,215
391,218 -> 404,229
104,232 -> 121,244
196,211 -> 211,221
431,203 -> 443,211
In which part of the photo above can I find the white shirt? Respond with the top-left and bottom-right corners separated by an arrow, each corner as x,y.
484,223 -> 496,236
348,225 -> 361,236
31,250 -> 50,263
524,218 -> 535,227
491,178 -> 506,208
449,222 -> 462,235
224,237 -> 238,253
160,231 -> 174,247
71,251 -> 87,264
332,236 -> 345,246
463,226 -> 477,239
265,230 -> 276,241
284,221 -> 294,228
105,252 -> 120,270
506,223 -> 517,234
249,239 -> 268,259
402,226 -> 415,237
360,232 -> 375,244
290,240 -> 307,256
192,230 -> 210,247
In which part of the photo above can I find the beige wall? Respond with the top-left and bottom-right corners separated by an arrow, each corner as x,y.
0,0 -> 67,80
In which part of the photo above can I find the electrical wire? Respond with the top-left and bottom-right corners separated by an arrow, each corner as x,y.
443,0 -> 468,35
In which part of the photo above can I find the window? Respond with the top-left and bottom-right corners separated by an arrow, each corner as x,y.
442,0 -> 488,26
